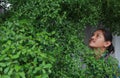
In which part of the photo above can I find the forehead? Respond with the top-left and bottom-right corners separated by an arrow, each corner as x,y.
94,30 -> 104,35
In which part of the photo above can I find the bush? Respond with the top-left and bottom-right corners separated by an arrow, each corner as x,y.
0,0 -> 120,78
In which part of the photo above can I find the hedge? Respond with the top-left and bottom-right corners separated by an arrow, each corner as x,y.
0,0 -> 120,78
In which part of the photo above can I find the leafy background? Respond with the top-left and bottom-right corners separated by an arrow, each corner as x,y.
0,0 -> 120,78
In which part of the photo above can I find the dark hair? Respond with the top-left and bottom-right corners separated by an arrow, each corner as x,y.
96,28 -> 115,54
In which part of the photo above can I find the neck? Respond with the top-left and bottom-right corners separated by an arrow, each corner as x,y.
93,48 -> 106,59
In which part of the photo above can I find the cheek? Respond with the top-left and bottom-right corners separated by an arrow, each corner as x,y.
89,40 -> 105,48
96,42 -> 105,47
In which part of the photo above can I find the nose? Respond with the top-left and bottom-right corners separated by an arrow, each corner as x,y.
90,35 -> 95,40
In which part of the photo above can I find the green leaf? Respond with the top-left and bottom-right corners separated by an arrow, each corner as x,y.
0,63 -> 6,67
19,72 -> 26,78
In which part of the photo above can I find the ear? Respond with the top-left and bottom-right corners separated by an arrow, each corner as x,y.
104,41 -> 111,48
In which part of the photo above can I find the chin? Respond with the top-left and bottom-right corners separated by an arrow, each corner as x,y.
89,44 -> 95,48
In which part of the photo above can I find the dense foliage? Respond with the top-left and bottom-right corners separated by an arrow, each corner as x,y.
0,0 -> 120,78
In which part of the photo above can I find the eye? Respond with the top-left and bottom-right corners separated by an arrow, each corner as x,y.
96,34 -> 99,37
97,34 -> 102,38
